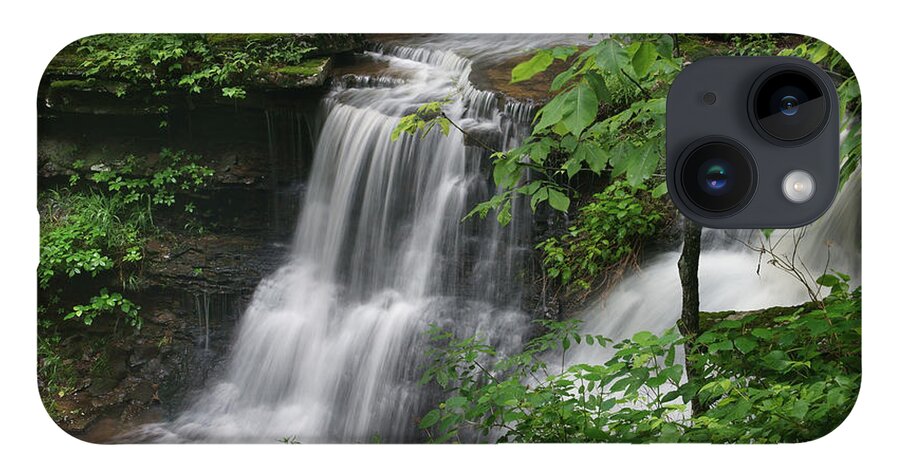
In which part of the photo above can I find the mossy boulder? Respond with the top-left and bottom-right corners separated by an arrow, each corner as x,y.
40,33 -> 365,109
255,57 -> 332,88
698,303 -> 814,330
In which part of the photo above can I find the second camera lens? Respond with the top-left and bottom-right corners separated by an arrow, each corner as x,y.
752,67 -> 829,143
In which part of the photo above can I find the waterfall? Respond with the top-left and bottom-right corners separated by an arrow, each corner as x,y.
136,36 -> 593,443
565,170 -> 861,366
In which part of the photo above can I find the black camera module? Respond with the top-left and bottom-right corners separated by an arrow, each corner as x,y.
676,138 -> 757,216
667,56 -> 840,228
750,66 -> 829,143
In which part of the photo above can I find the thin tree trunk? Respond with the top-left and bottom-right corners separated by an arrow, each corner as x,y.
677,216 -> 705,414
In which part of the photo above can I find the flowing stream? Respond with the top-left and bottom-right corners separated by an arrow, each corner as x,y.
136,35 -> 860,443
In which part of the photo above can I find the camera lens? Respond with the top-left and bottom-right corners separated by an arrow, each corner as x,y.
678,140 -> 756,215
752,68 -> 828,142
699,159 -> 732,195
780,95 -> 799,116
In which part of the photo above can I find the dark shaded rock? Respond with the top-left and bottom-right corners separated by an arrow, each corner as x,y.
143,233 -> 287,294
87,377 -> 119,397
128,341 -> 159,368
148,310 -> 176,325
127,381 -> 156,404
463,124 -> 503,150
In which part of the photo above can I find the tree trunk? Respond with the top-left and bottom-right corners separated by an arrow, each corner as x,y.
677,216 -> 705,414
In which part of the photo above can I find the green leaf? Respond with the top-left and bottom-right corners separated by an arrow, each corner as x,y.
573,141 -> 609,175
547,188 -> 571,212
528,139 -> 552,165
803,317 -> 830,336
511,50 -> 554,84
656,35 -> 675,58
530,186 -> 549,212
437,117 -> 451,136
791,399 -> 810,419
550,68 -> 577,92
561,81 -> 599,138
563,157 -> 582,179
445,396 -> 468,408
593,39 -> 630,75
807,42 -> 831,64
419,409 -> 441,429
498,200 -> 512,226
651,181 -> 668,198
550,45 -> 578,60
734,336 -> 758,354
632,331 -> 655,346
613,141 -> 659,187
707,339 -> 734,353
533,92 -> 573,132
584,71 -> 611,104
630,42 -> 659,78
492,157 -> 519,188
762,350 -> 790,371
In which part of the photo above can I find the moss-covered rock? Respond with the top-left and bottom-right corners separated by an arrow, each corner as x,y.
255,57 -> 331,88
698,303 -> 814,330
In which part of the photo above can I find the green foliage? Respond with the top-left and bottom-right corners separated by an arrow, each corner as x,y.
478,35 -> 678,219
39,190 -> 140,290
64,288 -> 140,329
38,335 -> 77,399
390,100 -> 453,141
90,148 -> 213,208
510,46 -> 577,84
420,273 -> 860,443
729,34 -> 784,57
39,149 -> 213,330
393,35 -> 679,225
687,273 -> 860,442
75,34 -> 316,99
221,86 -> 247,100
420,320 -> 688,443
537,181 -> 662,290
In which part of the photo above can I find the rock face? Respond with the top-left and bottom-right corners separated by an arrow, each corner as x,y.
467,51 -> 572,105
37,34 -> 368,440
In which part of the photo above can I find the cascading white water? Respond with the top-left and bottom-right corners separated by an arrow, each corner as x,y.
137,36 -> 600,443
566,171 -> 861,367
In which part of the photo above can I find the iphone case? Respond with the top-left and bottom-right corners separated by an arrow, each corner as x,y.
37,34 -> 860,443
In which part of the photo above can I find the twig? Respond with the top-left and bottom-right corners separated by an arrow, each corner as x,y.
440,112 -> 500,154
620,69 -> 651,100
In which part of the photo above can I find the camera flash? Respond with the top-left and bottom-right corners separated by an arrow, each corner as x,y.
782,170 -> 816,203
